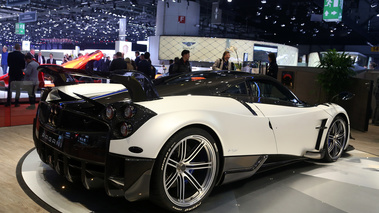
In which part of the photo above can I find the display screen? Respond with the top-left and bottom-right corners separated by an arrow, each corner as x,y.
253,44 -> 278,62
132,43 -> 147,52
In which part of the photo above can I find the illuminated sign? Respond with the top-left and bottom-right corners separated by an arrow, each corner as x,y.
15,23 -> 25,35
178,16 -> 186,24
323,0 -> 343,22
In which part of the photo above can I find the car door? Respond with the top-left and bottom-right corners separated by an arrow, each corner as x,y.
246,79 -> 331,156
219,81 -> 278,155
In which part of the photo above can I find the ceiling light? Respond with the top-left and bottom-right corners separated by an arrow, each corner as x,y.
227,0 -> 232,2
261,0 -> 266,3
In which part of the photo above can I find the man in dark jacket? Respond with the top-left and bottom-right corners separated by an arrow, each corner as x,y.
137,52 -> 155,79
172,50 -> 191,74
46,53 -> 57,64
109,52 -> 127,71
6,43 -> 25,107
134,51 -> 140,69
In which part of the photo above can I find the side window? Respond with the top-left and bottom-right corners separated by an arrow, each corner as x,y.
249,80 -> 299,104
222,82 -> 247,94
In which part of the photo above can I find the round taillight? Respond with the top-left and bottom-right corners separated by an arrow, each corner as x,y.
124,105 -> 135,119
48,114 -> 53,123
105,105 -> 115,120
50,104 -> 55,114
120,122 -> 132,137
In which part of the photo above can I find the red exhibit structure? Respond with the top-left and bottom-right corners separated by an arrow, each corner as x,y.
0,50 -> 104,127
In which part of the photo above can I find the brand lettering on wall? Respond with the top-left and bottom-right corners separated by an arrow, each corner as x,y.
178,16 -> 186,24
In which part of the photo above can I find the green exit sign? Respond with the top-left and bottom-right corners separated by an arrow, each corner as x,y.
323,0 -> 343,22
15,22 -> 25,35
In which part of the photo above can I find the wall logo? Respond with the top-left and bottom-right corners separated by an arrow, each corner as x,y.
182,42 -> 197,50
182,42 -> 196,47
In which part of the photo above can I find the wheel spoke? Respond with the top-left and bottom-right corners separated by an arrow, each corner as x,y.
179,139 -> 187,161
168,159 -> 178,169
185,141 -> 205,163
337,134 -> 345,140
328,141 -> 335,153
328,135 -> 334,140
335,140 -> 342,149
184,171 -> 203,193
186,162 -> 212,170
166,172 -> 178,190
177,173 -> 186,202
333,143 -> 338,156
332,124 -> 338,134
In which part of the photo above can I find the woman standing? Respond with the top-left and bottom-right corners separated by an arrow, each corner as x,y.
266,53 -> 278,79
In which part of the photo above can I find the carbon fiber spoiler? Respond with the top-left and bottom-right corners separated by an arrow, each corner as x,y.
38,65 -> 160,102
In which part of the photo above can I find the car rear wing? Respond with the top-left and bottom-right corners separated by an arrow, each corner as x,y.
38,65 -> 160,102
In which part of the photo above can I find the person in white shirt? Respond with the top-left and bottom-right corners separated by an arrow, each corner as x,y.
37,51 -> 45,64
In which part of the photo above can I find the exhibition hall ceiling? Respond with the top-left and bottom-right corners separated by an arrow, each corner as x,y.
0,0 -> 378,47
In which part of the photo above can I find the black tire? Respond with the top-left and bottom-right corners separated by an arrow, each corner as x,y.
150,128 -> 219,212
323,116 -> 348,162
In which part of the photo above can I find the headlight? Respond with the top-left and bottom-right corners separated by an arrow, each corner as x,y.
105,105 -> 115,120
120,122 -> 132,137
123,105 -> 135,119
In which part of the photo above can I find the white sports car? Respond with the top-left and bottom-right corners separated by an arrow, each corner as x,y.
33,67 -> 350,212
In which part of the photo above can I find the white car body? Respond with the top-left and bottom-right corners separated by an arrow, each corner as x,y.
36,68 -> 351,212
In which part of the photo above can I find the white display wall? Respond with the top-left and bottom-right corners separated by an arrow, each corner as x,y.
156,1 -> 200,36
158,36 -> 298,66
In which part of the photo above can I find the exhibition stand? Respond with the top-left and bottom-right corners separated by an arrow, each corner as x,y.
17,148 -> 379,213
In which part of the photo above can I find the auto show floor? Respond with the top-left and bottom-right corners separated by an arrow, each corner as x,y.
1,124 -> 379,213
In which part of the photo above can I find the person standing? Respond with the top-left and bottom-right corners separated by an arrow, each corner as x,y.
135,51 -> 141,68
24,54 -> 39,109
212,51 -> 235,71
30,49 -> 37,58
95,54 -> 110,72
137,52 -> 155,79
266,53 -> 278,79
125,58 -> 135,70
104,56 -> 111,71
172,50 -> 191,74
46,53 -> 56,64
6,43 -> 25,107
109,52 -> 127,71
1,46 -> 8,75
169,57 -> 179,75
36,51 -> 45,64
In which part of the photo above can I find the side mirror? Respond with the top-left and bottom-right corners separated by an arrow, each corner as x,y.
331,91 -> 355,103
339,91 -> 355,101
